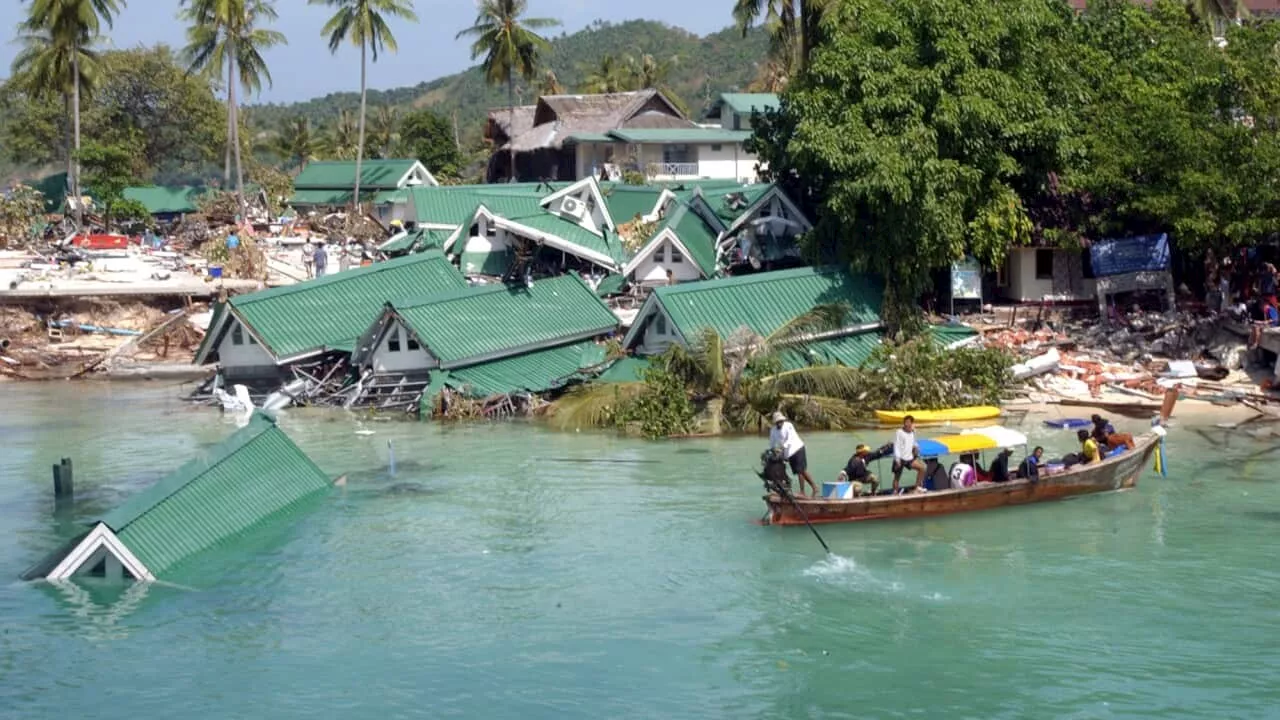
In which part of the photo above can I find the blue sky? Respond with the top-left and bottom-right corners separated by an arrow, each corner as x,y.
0,0 -> 738,103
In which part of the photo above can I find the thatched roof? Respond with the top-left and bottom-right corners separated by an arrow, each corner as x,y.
486,106 -> 537,145
499,89 -> 697,152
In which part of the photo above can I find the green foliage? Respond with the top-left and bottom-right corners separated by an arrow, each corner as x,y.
398,109 -> 464,179
75,140 -> 140,228
752,0 -> 1077,330
858,338 -> 1012,411
0,185 -> 47,248
0,46 -> 225,180
247,21 -> 771,147
615,360 -> 697,439
247,161 -> 293,214
622,170 -> 647,186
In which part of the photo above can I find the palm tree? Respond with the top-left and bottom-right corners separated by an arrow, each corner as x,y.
326,108 -> 361,160
1187,0 -> 1246,37
536,68 -> 564,96
369,104 -> 399,158
457,0 -> 561,182
180,0 -> 287,210
732,0 -> 826,83
9,23 -> 99,215
626,53 -> 678,90
311,0 -> 418,208
271,116 -> 324,171
580,54 -> 626,94
19,0 -> 123,230
551,304 -> 864,434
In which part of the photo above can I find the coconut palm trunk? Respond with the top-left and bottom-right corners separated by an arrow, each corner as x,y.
507,73 -> 516,182
231,56 -> 246,216
353,40 -> 367,210
71,44 -> 82,231
225,54 -> 234,188
64,91 -> 73,207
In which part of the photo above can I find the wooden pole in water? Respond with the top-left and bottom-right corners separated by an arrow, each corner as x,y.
52,457 -> 73,500
1160,388 -> 1178,424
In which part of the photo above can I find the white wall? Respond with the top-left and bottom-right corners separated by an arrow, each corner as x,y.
630,237 -> 705,287
371,321 -> 439,374
549,189 -> 607,235
638,307 -> 681,355
697,143 -> 757,182
217,318 -> 276,371
459,216 -> 513,275
1003,248 -> 1097,302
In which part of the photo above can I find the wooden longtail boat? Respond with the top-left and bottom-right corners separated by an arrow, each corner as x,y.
762,428 -> 1163,526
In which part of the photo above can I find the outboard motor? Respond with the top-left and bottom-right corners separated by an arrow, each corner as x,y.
758,448 -> 792,494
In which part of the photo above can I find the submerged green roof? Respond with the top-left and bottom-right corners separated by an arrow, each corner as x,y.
391,273 -> 619,368
441,340 -> 609,397
778,331 -> 883,371
214,251 -> 467,361
294,159 -> 424,190
601,186 -> 665,223
100,413 -> 330,576
631,266 -> 883,348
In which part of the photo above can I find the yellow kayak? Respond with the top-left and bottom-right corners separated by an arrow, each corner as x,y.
874,406 -> 1002,424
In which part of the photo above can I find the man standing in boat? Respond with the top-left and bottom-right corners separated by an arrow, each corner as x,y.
770,412 -> 817,497
892,416 -> 926,493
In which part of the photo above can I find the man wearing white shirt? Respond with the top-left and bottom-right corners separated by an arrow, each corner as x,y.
770,411 -> 817,497
892,415 -> 926,493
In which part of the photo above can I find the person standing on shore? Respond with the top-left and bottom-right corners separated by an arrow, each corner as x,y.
302,237 -> 315,279
313,242 -> 328,278
892,415 -> 926,494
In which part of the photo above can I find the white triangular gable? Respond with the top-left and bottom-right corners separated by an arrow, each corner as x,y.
397,161 -> 440,188
46,522 -> 155,581
539,177 -> 616,232
621,228 -> 705,280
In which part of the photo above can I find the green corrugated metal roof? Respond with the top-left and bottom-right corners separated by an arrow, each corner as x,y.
593,273 -> 627,297
379,228 -> 450,255
607,128 -> 753,144
392,273 -> 619,368
294,159 -> 421,190
596,355 -> 650,383
401,185 -> 546,225
778,331 -> 883,371
565,132 -> 612,143
715,93 -> 781,116
642,266 -> 883,345
928,323 -> 979,346
660,202 -> 720,277
681,184 -> 775,224
101,412 -> 330,576
123,186 -> 209,215
503,210 -> 627,266
230,251 -> 467,360
442,341 -> 609,397
602,186 -> 665,223
289,188 -> 372,206
459,248 -> 513,276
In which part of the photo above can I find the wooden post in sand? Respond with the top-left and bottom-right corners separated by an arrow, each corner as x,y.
1160,388 -> 1178,424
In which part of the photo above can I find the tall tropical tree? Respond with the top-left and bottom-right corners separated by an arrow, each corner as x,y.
536,68 -> 564,96
180,0 -> 287,210
626,53 -> 678,91
732,0 -> 826,85
311,0 -> 418,207
271,116 -> 324,171
370,104 -> 399,158
457,0 -> 561,182
326,108 -> 361,160
18,0 -> 123,229
580,54 -> 626,93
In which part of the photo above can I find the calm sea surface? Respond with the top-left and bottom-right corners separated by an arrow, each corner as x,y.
0,383 -> 1278,719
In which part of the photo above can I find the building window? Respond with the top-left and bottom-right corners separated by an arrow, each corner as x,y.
231,324 -> 244,346
655,314 -> 667,336
248,333 -> 258,345
1081,249 -> 1096,280
996,258 -> 1009,288
1035,249 -> 1055,280
710,144 -> 722,152
733,115 -> 741,131
668,244 -> 683,264
662,144 -> 693,164
406,334 -> 420,351
388,328 -> 402,353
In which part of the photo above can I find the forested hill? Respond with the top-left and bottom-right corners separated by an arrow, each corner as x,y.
248,20 -> 771,138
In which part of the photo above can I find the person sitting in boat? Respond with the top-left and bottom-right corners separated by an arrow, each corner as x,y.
1091,414 -> 1135,451
892,416 -> 927,494
1018,446 -> 1044,481
949,457 -> 976,489
837,444 -> 879,497
1090,415 -> 1116,444
990,448 -> 1014,483
1078,429 -> 1101,464
770,411 -> 817,497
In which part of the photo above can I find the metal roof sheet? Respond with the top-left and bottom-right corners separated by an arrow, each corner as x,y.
607,128 -> 753,144
230,251 -> 467,360
294,159 -> 421,190
122,185 -> 209,215
595,355 -> 651,383
101,413 -> 330,576
778,331 -> 883,370
442,340 -> 609,397
661,202 -> 721,277
391,273 -> 619,368
712,93 -> 781,116
601,186 -> 665,223
642,266 -> 883,344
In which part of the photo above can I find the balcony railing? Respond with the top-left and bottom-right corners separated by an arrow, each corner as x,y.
644,162 -> 699,179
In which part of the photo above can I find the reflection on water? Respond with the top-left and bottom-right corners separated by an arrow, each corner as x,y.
0,383 -> 1278,719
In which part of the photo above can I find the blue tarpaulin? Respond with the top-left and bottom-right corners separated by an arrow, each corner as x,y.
1089,234 -> 1171,277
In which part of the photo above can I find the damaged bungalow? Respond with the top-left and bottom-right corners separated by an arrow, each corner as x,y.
122,185 -> 271,223
194,250 -> 467,387
620,266 -> 886,365
350,273 -> 620,412
22,412 -> 331,582
485,89 -> 766,183
290,159 -> 438,211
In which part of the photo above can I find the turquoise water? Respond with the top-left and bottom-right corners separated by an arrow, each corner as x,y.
1,383 -> 1278,719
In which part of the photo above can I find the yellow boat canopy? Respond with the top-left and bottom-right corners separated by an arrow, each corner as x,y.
915,426 -> 1029,457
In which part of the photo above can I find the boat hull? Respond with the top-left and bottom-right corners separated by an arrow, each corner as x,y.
763,432 -> 1160,525
874,406 -> 1002,424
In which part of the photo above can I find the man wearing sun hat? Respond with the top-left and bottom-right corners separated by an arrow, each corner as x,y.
838,443 -> 879,497
770,411 -> 817,497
